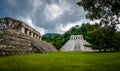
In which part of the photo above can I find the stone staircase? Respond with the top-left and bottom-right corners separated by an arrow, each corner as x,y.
31,39 -> 57,53
60,40 -> 75,51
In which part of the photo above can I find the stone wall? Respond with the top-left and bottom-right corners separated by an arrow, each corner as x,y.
0,29 -> 36,55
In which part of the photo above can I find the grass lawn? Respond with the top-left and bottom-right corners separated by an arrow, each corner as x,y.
0,52 -> 120,71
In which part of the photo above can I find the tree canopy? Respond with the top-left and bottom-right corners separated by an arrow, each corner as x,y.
77,0 -> 120,22
77,0 -> 120,52
77,0 -> 120,33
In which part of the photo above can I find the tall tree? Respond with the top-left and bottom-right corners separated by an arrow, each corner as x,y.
77,0 -> 120,51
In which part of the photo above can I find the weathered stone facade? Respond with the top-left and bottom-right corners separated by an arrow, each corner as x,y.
60,35 -> 93,51
0,17 -> 57,55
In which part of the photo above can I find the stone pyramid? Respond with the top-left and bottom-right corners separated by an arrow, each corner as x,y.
60,35 -> 92,51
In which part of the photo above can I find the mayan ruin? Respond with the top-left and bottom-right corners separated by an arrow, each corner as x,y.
60,35 -> 92,51
0,17 -> 57,55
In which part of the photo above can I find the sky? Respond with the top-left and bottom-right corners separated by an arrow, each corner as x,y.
0,0 -> 98,35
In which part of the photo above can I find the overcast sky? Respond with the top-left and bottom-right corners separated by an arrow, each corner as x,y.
0,0 -> 97,35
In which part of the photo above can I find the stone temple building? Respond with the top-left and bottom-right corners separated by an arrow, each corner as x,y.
60,35 -> 92,51
0,17 -> 57,55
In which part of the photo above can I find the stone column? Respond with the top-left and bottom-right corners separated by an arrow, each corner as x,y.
31,32 -> 33,37
27,30 -> 30,36
34,34 -> 36,38
21,27 -> 25,33
33,33 -> 35,38
36,34 -> 37,38
37,35 -> 39,39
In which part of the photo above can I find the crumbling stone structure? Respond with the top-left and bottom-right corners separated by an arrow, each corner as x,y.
0,17 -> 57,55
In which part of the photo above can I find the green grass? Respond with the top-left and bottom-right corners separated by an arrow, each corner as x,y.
0,52 -> 120,71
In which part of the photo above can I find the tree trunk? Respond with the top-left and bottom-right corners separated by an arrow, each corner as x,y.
99,48 -> 101,52
104,48 -> 106,52
110,48 -> 113,52
116,48 -> 119,52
